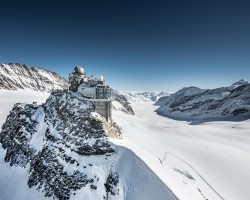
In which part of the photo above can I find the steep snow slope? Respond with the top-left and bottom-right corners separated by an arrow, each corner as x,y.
113,103 -> 250,200
0,145 -> 177,200
156,81 -> 250,121
0,63 -> 68,91
0,89 -> 50,129
0,92 -> 177,200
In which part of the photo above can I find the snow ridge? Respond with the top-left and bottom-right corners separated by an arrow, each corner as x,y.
0,63 -> 68,91
156,81 -> 250,121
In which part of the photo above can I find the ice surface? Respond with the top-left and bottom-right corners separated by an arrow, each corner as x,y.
113,102 -> 250,200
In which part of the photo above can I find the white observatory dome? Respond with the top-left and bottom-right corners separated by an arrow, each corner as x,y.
99,75 -> 104,81
74,65 -> 84,75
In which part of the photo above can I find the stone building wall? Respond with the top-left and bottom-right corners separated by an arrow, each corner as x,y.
95,101 -> 112,121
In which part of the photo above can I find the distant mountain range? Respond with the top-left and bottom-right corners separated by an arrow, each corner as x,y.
112,90 -> 170,115
116,91 -> 170,104
156,80 -> 250,121
0,63 -> 68,91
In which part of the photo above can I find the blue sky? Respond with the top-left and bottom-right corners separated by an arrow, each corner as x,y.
0,0 -> 249,92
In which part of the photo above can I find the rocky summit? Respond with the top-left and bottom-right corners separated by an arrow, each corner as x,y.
0,92 -> 121,199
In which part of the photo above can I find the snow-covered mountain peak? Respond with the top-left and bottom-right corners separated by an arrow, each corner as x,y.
155,86 -> 205,107
0,63 -> 68,91
174,86 -> 205,97
232,79 -> 249,86
156,82 -> 250,121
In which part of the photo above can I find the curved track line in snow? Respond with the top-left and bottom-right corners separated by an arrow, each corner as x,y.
158,151 -> 225,200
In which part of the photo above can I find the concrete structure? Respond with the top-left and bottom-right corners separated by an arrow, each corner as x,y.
68,66 -> 112,121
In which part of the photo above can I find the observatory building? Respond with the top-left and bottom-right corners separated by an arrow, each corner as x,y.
68,66 -> 112,121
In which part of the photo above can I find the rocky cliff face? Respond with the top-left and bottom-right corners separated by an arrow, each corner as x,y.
156,81 -> 250,121
0,63 -> 68,91
0,92 -> 121,199
112,90 -> 135,115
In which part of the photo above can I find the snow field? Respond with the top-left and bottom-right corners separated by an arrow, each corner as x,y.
113,102 -> 250,200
